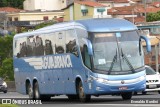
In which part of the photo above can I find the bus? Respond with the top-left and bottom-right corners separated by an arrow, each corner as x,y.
13,18 -> 151,102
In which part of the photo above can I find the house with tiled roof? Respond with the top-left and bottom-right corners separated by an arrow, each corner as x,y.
97,0 -> 138,7
151,1 -> 160,8
63,0 -> 111,21
0,7 -> 22,13
96,0 -> 114,9
108,2 -> 160,24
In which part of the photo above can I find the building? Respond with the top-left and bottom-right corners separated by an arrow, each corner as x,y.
97,0 -> 142,7
7,10 -> 64,21
23,0 -> 74,11
7,10 -> 64,27
63,0 -> 110,21
0,7 -> 23,34
108,2 -> 160,24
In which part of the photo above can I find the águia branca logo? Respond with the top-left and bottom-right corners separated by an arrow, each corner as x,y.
42,55 -> 72,69
24,55 -> 73,70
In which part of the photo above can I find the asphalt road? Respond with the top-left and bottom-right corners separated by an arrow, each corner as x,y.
0,92 -> 160,107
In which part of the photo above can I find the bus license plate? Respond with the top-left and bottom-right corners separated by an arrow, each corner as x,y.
119,86 -> 128,90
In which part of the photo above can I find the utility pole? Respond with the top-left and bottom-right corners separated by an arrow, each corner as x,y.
144,0 -> 147,22
132,9 -> 134,24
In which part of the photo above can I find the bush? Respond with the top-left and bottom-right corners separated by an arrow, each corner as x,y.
0,58 -> 14,81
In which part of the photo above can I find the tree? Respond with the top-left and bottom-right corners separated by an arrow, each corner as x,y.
0,36 -> 13,63
0,0 -> 25,9
0,58 -> 13,81
35,21 -> 57,30
0,36 -> 13,80
147,11 -> 160,22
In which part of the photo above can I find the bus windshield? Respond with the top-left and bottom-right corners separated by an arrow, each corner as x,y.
89,31 -> 144,73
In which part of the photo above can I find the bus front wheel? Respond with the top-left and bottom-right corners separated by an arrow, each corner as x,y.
121,92 -> 132,100
77,81 -> 91,102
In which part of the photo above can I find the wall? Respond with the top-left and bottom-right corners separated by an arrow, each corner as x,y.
23,0 -> 62,11
113,3 -> 130,7
7,12 -> 64,21
7,81 -> 16,92
93,7 -> 111,18
64,7 -> 71,21
74,3 -> 94,20
23,0 -> 35,11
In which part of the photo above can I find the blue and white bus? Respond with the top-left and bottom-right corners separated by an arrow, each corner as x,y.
13,18 -> 151,102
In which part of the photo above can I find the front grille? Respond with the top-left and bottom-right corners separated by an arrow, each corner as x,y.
146,80 -> 159,83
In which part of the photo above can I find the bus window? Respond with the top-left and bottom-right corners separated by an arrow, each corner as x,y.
66,30 -> 78,56
55,31 -> 65,54
44,39 -> 53,55
26,36 -> 34,57
18,42 -> 27,57
16,37 -> 27,58
35,36 -> 44,56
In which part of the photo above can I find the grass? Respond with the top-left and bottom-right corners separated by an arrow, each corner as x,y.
0,104 -> 19,107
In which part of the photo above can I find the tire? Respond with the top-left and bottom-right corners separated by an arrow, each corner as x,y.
67,95 -> 79,101
27,83 -> 34,99
34,82 -> 41,100
142,91 -> 147,95
158,91 -> 160,94
3,90 -> 7,93
34,82 -> 51,101
121,92 -> 132,100
77,81 -> 91,102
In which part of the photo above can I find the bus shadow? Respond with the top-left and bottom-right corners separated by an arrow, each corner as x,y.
42,98 -> 125,104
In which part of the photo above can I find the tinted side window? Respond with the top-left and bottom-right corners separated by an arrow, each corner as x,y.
66,30 -> 78,56
16,37 -> 27,58
55,31 -> 66,54
35,35 -> 44,56
43,33 -> 55,55
16,33 -> 56,58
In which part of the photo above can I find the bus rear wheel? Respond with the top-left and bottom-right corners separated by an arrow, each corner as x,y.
121,92 -> 132,100
27,83 -> 34,99
77,81 -> 91,102
34,82 -> 40,100
34,82 -> 51,101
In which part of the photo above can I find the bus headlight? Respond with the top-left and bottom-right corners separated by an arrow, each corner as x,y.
2,82 -> 7,87
96,78 -> 108,84
90,76 -> 108,84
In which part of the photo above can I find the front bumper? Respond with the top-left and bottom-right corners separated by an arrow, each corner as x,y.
88,79 -> 146,95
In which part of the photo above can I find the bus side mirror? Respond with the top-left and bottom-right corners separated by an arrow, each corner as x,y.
82,38 -> 93,56
139,36 -> 151,55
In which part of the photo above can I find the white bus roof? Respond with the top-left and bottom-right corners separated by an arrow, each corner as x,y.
14,18 -> 137,39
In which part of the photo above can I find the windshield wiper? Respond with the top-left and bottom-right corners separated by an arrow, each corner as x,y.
108,49 -> 117,74
121,48 -> 135,73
